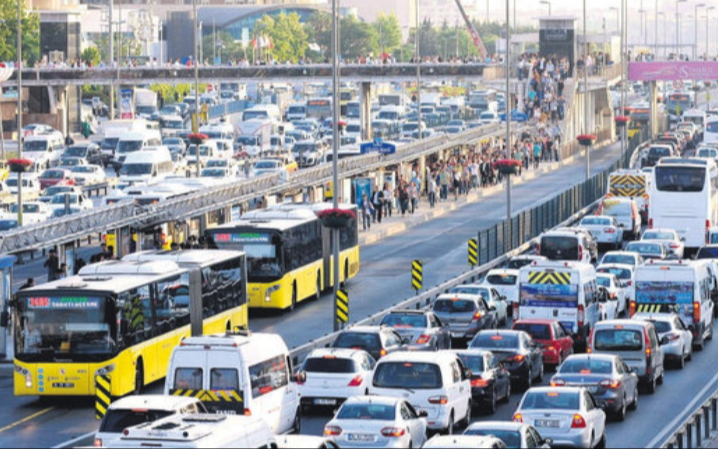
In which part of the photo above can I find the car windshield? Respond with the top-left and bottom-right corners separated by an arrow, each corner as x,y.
448,287 -> 489,298
697,247 -> 718,259
201,169 -> 226,178
381,314 -> 428,328
188,145 -> 210,156
602,254 -> 636,265
626,243 -> 662,255
44,186 -> 74,196
602,202 -> 632,215
540,236 -> 579,260
0,220 -> 18,230
163,138 -> 182,146
596,267 -> 631,280
304,357 -> 356,374
24,141 -> 48,151
163,120 -> 185,129
255,161 -> 278,169
464,429 -> 521,448
594,329 -> 643,351
117,140 -> 143,154
120,164 -> 153,176
559,358 -> 613,374
470,333 -> 519,349
60,159 -> 82,167
50,195 -> 78,204
581,217 -> 611,226
512,323 -> 551,340
336,403 -> 395,420
206,160 -> 227,168
596,276 -> 612,287
41,171 -> 64,179
64,147 -> 88,158
433,299 -> 477,313
654,166 -> 706,192
10,204 -> 42,213
643,232 -> 675,240
72,166 -> 94,174
486,274 -> 517,285
334,333 -> 380,352
507,259 -> 536,269
521,391 -> 580,410
456,354 -> 484,373
373,362 -> 442,389
99,409 -> 175,433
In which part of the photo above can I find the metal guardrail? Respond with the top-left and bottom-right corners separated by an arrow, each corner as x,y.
663,396 -> 718,448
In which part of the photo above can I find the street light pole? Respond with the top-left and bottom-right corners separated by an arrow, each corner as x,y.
193,0 -> 200,178
584,0 -> 590,180
621,0 -> 626,164
416,0 -> 421,141
707,7 -> 716,60
506,0 -> 511,220
610,7 -> 619,34
540,0 -> 551,17
17,0 -> 23,227
330,0 -> 341,332
695,4 -> 706,60
654,0 -> 658,58
109,0 -> 114,119
0,19 -> 5,162
676,0 -> 687,59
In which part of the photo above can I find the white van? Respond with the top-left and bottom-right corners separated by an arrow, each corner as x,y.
113,131 -> 162,169
631,260 -> 715,350
165,331 -> 300,435
23,135 -> 63,168
119,148 -> 174,185
187,140 -> 219,168
107,414 -> 276,448
200,122 -> 235,141
243,105 -> 281,122
369,351 -> 472,433
538,229 -> 594,264
517,261 -> 599,350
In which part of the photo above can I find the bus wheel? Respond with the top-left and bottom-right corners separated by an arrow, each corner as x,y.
134,360 -> 144,395
313,275 -> 322,301
287,285 -> 298,313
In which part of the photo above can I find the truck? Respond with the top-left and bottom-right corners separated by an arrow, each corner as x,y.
234,119 -> 273,157
379,93 -> 410,107
135,88 -> 159,119
286,102 -> 308,121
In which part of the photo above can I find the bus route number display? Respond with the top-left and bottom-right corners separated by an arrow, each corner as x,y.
27,297 -> 101,310
214,233 -> 271,244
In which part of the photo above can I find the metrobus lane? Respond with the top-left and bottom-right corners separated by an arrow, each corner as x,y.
0,140 -> 623,448
253,141 -> 625,344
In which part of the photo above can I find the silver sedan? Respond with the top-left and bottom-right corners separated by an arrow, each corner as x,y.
379,310 -> 451,351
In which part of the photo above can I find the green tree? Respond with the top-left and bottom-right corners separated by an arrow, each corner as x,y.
305,11 -> 332,56
373,13 -> 402,56
93,33 -> 142,65
341,15 -> 378,59
81,46 -> 101,66
0,0 -> 40,65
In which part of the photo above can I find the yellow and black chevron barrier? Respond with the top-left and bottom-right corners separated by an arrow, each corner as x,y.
336,289 -> 349,324
468,239 -> 478,267
412,260 -> 423,292
95,375 -> 111,420
609,175 -> 646,198
528,271 -> 572,285
635,303 -> 671,314
171,389 -> 243,403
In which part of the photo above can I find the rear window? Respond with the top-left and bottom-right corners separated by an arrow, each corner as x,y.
449,287 -> 489,297
626,243 -> 662,255
596,276 -> 612,287
512,323 -> 551,340
648,147 -> 671,157
643,232 -> 674,240
486,274 -> 517,285
99,409 -> 175,433
540,236 -> 579,260
304,357 -> 356,373
602,202 -> 632,215
507,259 -> 535,269
210,368 -> 239,390
581,217 -> 611,226
559,358 -> 613,374
337,403 -> 395,420
470,333 -> 519,349
174,368 -> 202,390
594,329 -> 643,351
647,320 -> 672,333
464,429 -> 521,447
457,354 -> 485,373
697,247 -> 718,259
373,362 -> 442,389
521,391 -> 580,410
602,254 -> 636,265
381,314 -> 428,328
654,166 -> 706,192
334,332 -> 381,351
433,299 -> 477,313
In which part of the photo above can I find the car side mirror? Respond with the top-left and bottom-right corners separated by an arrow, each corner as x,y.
500,296 -> 507,301
660,336 -> 670,346
680,237 -> 686,242
402,337 -> 412,345
419,410 -> 429,418
0,311 -> 8,328
294,372 -> 307,384
630,367 -> 639,374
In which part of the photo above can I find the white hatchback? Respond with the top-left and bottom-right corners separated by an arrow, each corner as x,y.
324,396 -> 427,448
369,351 -> 472,433
297,348 -> 375,411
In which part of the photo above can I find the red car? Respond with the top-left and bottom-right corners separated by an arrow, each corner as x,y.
39,169 -> 76,190
511,319 -> 574,368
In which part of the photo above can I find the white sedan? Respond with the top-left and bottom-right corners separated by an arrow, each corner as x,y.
579,216 -> 624,249
70,165 -> 106,186
324,396 -> 427,448
8,201 -> 53,224
633,313 -> 693,369
596,273 -> 626,318
514,387 -> 606,448
641,228 -> 685,259
464,421 -> 553,448
49,193 -> 93,212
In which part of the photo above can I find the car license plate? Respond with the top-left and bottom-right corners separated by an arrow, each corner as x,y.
535,419 -> 559,428
314,399 -> 337,406
348,434 -> 374,442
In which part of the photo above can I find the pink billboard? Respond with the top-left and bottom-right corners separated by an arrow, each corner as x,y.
629,62 -> 718,81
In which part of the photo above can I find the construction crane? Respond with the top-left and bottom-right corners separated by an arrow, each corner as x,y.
453,0 -> 488,60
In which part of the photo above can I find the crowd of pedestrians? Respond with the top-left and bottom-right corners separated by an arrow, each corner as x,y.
517,53 -> 569,126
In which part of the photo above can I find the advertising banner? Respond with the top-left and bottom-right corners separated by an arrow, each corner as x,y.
630,62 -> 718,81
120,88 -> 134,119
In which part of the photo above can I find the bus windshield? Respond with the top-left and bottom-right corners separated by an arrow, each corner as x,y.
15,295 -> 116,360
206,231 -> 282,280
654,166 -> 706,192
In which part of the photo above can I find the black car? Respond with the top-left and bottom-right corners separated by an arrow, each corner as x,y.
331,326 -> 404,361
453,349 -> 511,415
63,143 -> 104,167
470,330 -> 544,390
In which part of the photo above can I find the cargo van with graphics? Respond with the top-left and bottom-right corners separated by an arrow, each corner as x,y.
165,331 -> 300,434
631,260 -> 715,350
517,261 -> 599,350
606,169 -> 650,220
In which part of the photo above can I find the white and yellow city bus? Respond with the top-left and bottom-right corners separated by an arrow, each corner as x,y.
12,252 -> 247,397
205,203 -> 360,311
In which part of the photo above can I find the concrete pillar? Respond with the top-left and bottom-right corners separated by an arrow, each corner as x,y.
361,82 -> 372,141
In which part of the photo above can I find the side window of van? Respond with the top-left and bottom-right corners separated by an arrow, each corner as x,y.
249,355 -> 289,398
175,367 -> 203,390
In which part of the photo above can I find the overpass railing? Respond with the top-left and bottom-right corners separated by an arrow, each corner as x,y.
662,394 -> 718,448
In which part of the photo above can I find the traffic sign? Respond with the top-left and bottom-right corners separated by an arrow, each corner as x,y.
336,289 -> 349,323
468,239 -> 478,267
360,140 -> 397,155
412,260 -> 423,292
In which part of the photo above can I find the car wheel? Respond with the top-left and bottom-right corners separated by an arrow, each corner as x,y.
446,412 -> 455,435
628,389 -> 639,411
596,432 -> 607,449
523,368 -> 532,391
646,375 -> 657,394
677,349 -> 686,369
695,334 -> 705,351
657,370 -> 664,385
707,323 -> 714,341
313,275 -> 321,301
615,395 -> 627,422
687,345 -> 693,361
537,363 -> 544,383
461,401 -> 472,427
292,411 -> 301,434
133,361 -> 144,395
503,379 -> 512,402
286,286 -> 298,313
487,390 -> 497,415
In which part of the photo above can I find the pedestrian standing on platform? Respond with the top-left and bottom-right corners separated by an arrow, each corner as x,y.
383,182 -> 393,218
409,181 -> 419,214
361,194 -> 374,231
44,249 -> 59,282
428,174 -> 437,208
372,188 -> 384,224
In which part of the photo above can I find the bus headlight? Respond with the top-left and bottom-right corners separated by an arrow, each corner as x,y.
25,373 -> 32,388
265,285 -> 281,302
95,364 -> 116,376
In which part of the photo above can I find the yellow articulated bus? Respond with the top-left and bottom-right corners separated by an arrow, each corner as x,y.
205,203 -> 360,311
11,250 -> 248,397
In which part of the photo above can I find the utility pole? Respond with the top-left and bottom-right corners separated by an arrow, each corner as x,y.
416,0 -> 422,141
330,0 -> 341,332
17,0 -> 23,226
584,0 -> 590,180
193,0 -> 200,178
109,0 -> 114,119
505,0 -> 511,219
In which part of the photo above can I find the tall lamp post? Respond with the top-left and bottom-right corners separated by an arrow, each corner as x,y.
676,0 -> 687,59
657,11 -> 665,59
621,0 -> 627,163
0,19 -> 7,162
505,0 -> 511,219
415,0 -> 421,141
193,0 -> 200,178
539,0 -> 551,16
609,6 -> 619,33
707,7 -> 716,60
694,3 -> 706,60
330,0 -> 341,331
16,0 -> 23,226
583,0 -> 590,180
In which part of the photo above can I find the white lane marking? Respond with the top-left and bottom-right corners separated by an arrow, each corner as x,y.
52,430 -> 96,449
646,359 -> 718,448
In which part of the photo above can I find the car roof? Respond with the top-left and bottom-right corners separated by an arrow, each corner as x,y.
343,395 -> 401,406
596,263 -> 635,270
451,349 -> 492,358
437,293 -> 485,300
595,318 -> 653,329
385,309 -> 431,316
513,318 -> 559,326
342,326 -> 385,334
379,351 -> 458,364
307,348 -> 367,359
644,228 -> 677,234
603,251 -> 640,257
466,421 -> 528,432
424,435 -> 501,446
108,394 -> 200,411
526,386 -> 584,394
632,312 -> 678,322
485,268 -> 520,275
563,353 -> 618,363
